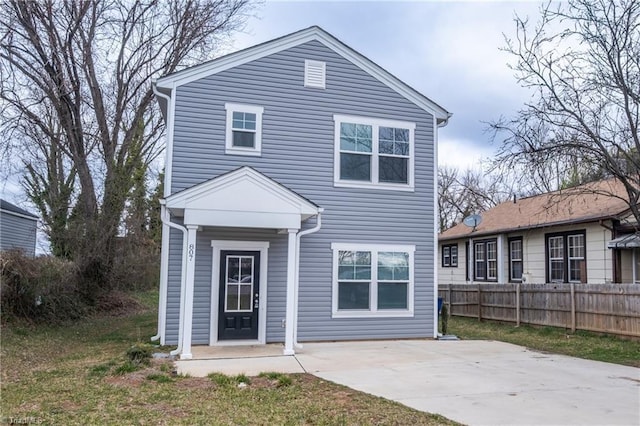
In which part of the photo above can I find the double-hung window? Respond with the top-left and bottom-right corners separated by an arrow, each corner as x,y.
474,239 -> 497,281
225,103 -> 264,156
509,238 -> 523,282
334,115 -> 415,191
332,243 -> 414,317
546,231 -> 586,283
442,244 -> 458,267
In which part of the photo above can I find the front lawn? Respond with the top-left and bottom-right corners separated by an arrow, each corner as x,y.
1,290 -> 456,425
448,315 -> 640,367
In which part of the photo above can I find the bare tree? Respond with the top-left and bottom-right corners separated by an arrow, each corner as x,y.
489,0 -> 640,221
438,165 -> 511,232
0,0 -> 251,298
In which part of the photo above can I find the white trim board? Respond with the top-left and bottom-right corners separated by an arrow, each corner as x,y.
209,240 -> 270,346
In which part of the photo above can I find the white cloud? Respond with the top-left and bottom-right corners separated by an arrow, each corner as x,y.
438,137 -> 493,170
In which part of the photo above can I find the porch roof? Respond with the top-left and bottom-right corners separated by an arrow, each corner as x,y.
165,166 -> 320,229
608,233 -> 640,249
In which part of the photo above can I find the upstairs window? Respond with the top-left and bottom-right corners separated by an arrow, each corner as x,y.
334,115 -> 415,191
225,103 -> 264,156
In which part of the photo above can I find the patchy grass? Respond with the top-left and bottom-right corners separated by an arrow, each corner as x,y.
449,316 -> 640,367
1,290 -> 457,425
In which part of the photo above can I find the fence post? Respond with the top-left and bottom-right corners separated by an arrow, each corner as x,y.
516,282 -> 521,327
448,284 -> 452,315
477,284 -> 482,321
570,282 -> 576,332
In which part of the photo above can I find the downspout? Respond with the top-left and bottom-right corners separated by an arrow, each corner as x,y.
293,209 -> 324,349
151,84 -> 173,343
158,201 -> 189,357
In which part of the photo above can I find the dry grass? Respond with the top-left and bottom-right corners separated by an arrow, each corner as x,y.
1,290 -> 457,425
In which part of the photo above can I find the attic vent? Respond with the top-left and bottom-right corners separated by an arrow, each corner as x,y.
304,60 -> 326,89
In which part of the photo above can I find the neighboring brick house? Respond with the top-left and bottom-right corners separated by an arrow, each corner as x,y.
438,179 -> 639,285
153,26 -> 451,359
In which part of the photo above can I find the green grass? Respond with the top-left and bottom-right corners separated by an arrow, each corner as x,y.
1,289 -> 457,425
449,316 -> 640,367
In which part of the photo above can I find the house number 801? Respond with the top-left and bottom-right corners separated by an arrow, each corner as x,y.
188,244 -> 195,261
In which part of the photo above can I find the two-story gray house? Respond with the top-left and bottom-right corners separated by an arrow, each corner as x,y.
153,26 -> 451,359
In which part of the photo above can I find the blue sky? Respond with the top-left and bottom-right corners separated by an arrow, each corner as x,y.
229,0 -> 543,169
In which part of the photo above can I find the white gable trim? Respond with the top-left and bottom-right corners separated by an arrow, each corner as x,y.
155,26 -> 450,123
165,167 -> 319,229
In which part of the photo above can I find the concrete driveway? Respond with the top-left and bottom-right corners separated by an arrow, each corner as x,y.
177,340 -> 640,425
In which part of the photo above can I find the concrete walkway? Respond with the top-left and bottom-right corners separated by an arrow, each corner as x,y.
176,340 -> 640,425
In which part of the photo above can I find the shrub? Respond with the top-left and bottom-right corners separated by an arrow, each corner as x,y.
126,344 -> 153,366
0,250 -> 89,323
1,250 -> 150,324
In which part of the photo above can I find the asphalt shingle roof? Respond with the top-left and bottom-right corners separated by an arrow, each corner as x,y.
439,179 -> 631,241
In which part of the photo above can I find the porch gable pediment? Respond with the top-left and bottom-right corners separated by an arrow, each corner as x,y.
165,167 -> 319,229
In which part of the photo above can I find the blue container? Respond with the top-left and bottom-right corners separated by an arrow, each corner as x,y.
437,297 -> 443,314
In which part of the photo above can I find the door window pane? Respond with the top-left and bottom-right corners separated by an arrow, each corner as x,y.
240,257 -> 253,283
239,284 -> 252,310
227,257 -> 239,282
226,284 -> 239,312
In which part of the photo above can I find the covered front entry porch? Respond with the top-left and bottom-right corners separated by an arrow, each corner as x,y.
159,167 -> 322,359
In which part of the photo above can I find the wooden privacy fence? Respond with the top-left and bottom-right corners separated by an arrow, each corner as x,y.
438,283 -> 640,338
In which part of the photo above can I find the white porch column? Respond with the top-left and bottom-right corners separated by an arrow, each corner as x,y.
180,225 -> 198,360
284,228 -> 298,355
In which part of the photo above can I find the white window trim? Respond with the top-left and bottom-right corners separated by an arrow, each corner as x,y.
225,103 -> 264,156
331,242 -> 415,318
333,114 -> 415,192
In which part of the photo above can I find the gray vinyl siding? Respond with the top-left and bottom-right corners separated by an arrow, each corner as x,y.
0,211 -> 37,257
166,39 -> 436,343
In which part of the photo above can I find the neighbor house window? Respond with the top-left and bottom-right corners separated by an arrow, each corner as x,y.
546,231 -> 587,283
474,239 -> 497,281
333,115 -> 415,191
225,103 -> 264,156
509,238 -> 523,282
331,243 -> 415,318
442,244 -> 458,267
